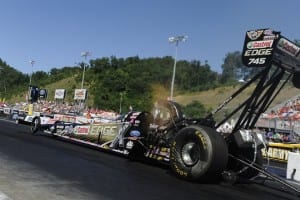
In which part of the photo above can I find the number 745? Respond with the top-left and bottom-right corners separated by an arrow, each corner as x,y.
248,58 -> 266,65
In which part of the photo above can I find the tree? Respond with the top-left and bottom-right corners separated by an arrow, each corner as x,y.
182,101 -> 207,118
220,51 -> 244,83
176,60 -> 218,92
31,71 -> 49,86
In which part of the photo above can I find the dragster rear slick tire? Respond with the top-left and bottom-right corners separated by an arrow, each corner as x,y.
170,125 -> 228,182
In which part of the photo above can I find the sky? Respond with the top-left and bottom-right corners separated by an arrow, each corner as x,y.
0,0 -> 299,74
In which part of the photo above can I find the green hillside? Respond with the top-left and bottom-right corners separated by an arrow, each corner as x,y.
174,82 -> 300,114
3,55 -> 300,116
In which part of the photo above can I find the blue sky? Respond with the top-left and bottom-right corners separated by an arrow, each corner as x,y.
0,0 -> 299,74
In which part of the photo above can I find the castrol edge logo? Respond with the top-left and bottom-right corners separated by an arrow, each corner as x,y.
247,40 -> 273,49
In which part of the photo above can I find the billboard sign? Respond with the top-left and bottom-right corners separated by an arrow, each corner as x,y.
54,89 -> 65,99
39,89 -> 48,99
74,89 -> 87,100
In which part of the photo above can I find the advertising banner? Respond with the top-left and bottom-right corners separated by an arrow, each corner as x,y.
3,108 -> 10,115
74,89 -> 87,100
54,89 -> 65,99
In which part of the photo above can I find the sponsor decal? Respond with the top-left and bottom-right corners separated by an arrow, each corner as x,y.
262,147 -> 289,161
277,38 -> 300,56
56,125 -> 65,129
263,35 -> 277,41
244,48 -> 273,56
129,130 -> 141,137
54,114 -> 76,123
264,29 -> 275,36
89,124 -> 119,136
246,30 -> 263,40
247,40 -> 273,49
243,48 -> 273,65
196,131 -> 207,150
74,125 -> 90,135
41,117 -> 56,125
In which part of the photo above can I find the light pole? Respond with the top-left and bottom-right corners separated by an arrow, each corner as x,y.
80,51 -> 91,89
168,35 -> 188,101
29,60 -> 35,86
0,67 -> 5,95
119,92 -> 123,114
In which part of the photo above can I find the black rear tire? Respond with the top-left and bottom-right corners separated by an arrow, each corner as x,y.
30,117 -> 41,134
170,125 -> 228,181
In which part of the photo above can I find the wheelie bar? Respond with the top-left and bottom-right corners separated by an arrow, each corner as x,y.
229,154 -> 300,196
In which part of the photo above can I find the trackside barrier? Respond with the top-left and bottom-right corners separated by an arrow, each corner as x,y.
262,142 -> 300,162
257,118 -> 300,135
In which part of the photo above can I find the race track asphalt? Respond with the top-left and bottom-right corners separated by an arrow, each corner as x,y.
0,119 -> 299,200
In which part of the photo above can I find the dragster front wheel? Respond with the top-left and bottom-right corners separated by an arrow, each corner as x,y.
170,125 -> 228,182
30,117 -> 41,134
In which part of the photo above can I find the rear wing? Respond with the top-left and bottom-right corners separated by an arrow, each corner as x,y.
207,29 -> 300,132
242,29 -> 300,73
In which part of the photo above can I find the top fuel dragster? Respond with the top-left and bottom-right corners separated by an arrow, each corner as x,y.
25,29 -> 300,196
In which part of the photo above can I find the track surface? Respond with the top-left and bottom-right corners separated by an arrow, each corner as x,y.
0,120 -> 298,200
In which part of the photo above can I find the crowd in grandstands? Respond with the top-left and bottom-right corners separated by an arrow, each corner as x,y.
1,95 -> 300,143
1,100 -> 120,121
263,128 -> 295,143
258,95 -> 300,143
261,96 -> 300,120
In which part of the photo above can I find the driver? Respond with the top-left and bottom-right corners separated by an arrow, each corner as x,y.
151,101 -> 171,126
